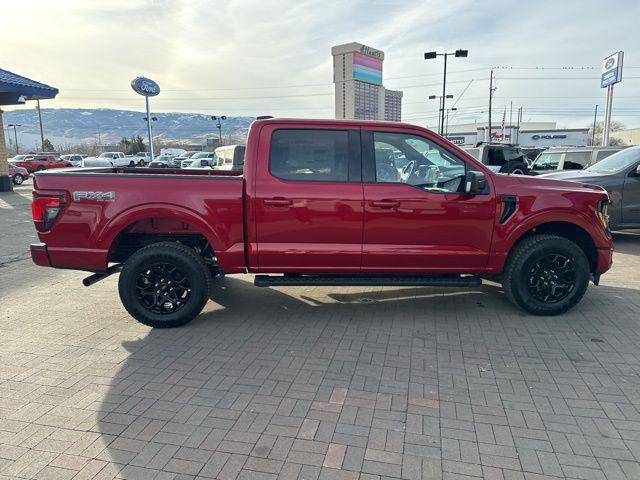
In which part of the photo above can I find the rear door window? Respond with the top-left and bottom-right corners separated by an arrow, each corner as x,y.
595,149 -> 618,163
532,153 -> 562,171
270,129 -> 350,182
562,152 -> 591,170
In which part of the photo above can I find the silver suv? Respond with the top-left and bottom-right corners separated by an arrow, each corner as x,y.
529,146 -> 625,175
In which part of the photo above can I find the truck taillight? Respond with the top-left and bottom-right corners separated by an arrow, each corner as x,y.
32,196 -> 63,231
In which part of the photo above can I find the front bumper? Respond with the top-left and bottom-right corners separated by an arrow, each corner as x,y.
596,246 -> 614,274
30,243 -> 51,267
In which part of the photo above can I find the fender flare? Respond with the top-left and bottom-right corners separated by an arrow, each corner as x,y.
97,203 -> 224,253
501,208 -> 599,253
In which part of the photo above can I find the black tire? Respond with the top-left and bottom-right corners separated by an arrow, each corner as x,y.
12,173 -> 23,185
118,242 -> 211,328
129,160 -> 135,167
500,161 -> 528,175
36,166 -> 45,172
502,234 -> 590,315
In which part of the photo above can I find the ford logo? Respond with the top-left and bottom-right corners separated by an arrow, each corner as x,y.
605,58 -> 615,69
131,77 -> 160,97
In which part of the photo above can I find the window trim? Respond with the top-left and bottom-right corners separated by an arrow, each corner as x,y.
363,129 -> 482,195
268,128 -> 361,184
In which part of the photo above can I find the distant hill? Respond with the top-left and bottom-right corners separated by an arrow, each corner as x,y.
3,108 -> 255,149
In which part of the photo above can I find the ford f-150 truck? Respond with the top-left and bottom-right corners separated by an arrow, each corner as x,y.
30,118 -> 613,327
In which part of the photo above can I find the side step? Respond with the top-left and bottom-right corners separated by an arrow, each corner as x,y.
254,274 -> 481,288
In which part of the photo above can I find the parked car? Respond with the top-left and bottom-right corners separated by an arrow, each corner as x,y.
148,156 -> 174,168
529,146 -> 625,175
213,145 -> 245,172
8,163 -> 29,185
81,157 -> 114,168
174,151 -> 202,165
60,154 -> 84,167
30,118 -> 613,327
462,143 -> 530,174
540,146 -> 640,230
10,154 -> 71,173
181,152 -> 216,168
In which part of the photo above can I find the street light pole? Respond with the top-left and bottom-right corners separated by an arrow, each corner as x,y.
429,95 -> 453,134
7,124 -> 21,154
211,115 -> 227,146
36,99 -> 45,152
424,49 -> 467,136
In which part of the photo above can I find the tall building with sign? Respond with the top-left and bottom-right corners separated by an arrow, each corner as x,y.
332,42 -> 402,121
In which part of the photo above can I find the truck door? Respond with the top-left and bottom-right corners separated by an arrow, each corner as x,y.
361,129 -> 495,272
253,125 -> 363,272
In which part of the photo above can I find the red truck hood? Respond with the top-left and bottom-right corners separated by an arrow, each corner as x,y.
495,172 -> 608,195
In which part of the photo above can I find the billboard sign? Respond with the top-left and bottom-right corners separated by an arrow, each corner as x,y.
353,52 -> 382,85
601,51 -> 623,88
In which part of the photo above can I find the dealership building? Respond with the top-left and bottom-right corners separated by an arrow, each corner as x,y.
332,42 -> 403,122
444,122 -> 590,148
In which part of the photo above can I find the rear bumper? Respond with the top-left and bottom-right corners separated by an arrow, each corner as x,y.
30,243 -> 52,267
596,246 -> 614,274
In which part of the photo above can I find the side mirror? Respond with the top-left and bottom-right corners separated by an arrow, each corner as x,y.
635,164 -> 640,177
465,171 -> 486,195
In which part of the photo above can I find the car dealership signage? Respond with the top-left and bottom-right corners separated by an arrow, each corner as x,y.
131,77 -> 160,97
601,51 -> 623,88
131,76 -> 160,158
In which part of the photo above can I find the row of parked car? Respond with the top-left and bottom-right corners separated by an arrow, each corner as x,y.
147,145 -> 245,172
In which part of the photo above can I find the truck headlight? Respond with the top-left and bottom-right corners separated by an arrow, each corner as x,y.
596,199 -> 610,230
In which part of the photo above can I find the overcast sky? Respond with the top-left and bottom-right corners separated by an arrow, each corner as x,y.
2,0 -> 640,129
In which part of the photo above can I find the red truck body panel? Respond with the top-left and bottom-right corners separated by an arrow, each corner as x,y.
30,118 -> 613,278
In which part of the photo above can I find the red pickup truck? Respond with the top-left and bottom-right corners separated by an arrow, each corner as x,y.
12,154 -> 72,173
30,118 -> 613,327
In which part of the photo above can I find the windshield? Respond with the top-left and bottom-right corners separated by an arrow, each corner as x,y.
98,153 -> 114,158
586,147 -> 640,173
191,152 -> 209,159
9,155 -> 27,162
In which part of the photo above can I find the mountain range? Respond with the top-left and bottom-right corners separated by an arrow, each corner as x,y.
3,108 -> 255,150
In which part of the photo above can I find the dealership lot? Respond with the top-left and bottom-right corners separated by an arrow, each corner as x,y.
1,184 -> 640,479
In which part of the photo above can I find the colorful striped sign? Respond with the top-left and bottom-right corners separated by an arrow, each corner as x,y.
353,52 -> 382,85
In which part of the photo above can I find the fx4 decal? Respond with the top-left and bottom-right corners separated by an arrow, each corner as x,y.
73,191 -> 116,202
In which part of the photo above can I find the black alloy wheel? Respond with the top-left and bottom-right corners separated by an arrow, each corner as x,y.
527,254 -> 576,303
136,262 -> 192,314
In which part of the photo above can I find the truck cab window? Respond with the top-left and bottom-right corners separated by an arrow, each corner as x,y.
373,132 -> 466,193
270,129 -> 349,182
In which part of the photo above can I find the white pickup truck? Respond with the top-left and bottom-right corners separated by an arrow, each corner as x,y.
98,152 -> 144,167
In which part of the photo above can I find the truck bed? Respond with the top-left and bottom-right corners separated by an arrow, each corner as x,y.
32,167 -> 246,272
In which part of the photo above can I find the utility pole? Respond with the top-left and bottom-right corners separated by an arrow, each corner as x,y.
592,104 -> 598,146
488,69 -> 494,143
36,99 -> 45,151
509,100 -> 513,144
7,124 -> 21,154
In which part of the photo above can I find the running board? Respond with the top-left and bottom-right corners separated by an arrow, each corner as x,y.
254,274 -> 481,288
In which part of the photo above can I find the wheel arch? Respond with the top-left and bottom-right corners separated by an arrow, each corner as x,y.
507,220 -> 597,273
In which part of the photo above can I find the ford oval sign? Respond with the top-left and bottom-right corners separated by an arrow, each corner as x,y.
131,77 -> 160,97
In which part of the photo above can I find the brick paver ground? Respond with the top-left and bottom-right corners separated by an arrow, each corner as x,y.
1,181 -> 640,479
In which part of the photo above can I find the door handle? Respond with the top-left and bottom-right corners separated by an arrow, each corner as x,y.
264,197 -> 293,207
371,200 -> 400,209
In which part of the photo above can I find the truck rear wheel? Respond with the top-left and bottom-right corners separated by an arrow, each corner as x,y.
502,234 -> 590,315
118,242 -> 211,328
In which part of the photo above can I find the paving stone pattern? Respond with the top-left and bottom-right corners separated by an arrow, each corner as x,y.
2,184 -> 640,479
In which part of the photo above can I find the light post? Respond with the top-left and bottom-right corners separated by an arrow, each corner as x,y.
424,49 -> 468,135
211,115 -> 227,146
445,107 -> 457,136
428,95 -> 453,134
7,123 -> 21,154
143,116 -> 157,158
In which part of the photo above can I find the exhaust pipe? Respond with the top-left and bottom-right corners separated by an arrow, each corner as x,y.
82,264 -> 122,287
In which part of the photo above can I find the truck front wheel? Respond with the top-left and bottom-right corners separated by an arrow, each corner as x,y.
502,234 -> 590,315
118,242 -> 211,328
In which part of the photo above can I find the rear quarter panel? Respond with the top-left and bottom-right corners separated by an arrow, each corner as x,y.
33,171 -> 245,272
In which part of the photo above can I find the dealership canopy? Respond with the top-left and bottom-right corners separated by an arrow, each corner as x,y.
0,68 -> 58,105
